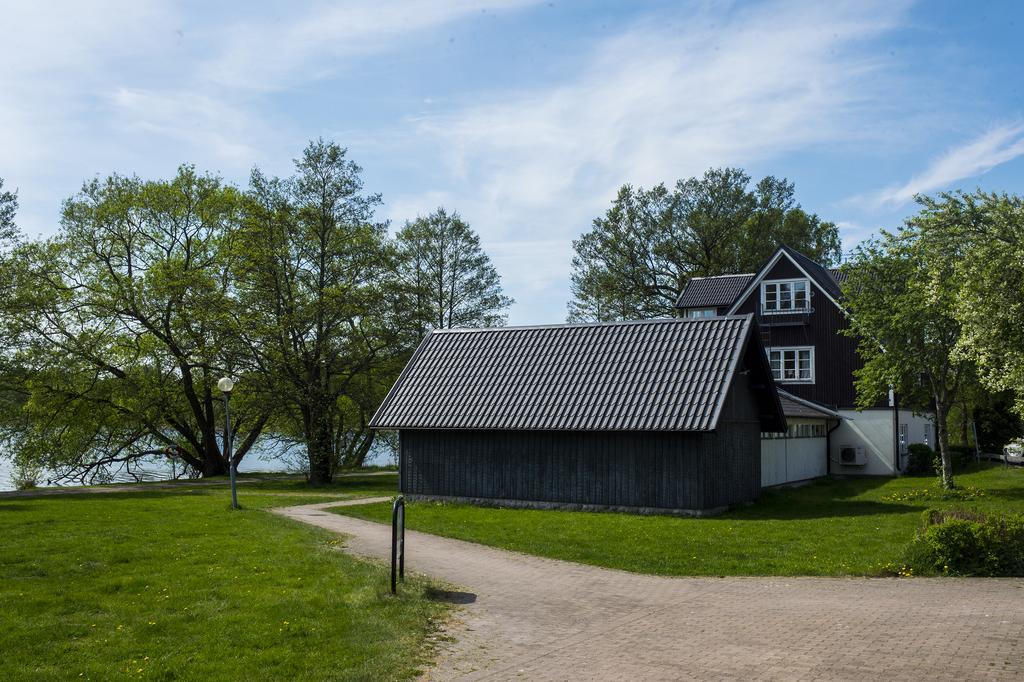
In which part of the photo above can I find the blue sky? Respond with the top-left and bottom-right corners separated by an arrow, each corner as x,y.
3,0 -> 1023,324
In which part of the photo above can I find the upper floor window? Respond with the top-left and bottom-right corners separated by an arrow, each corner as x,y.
685,308 -> 716,319
768,347 -> 814,383
761,279 -> 809,313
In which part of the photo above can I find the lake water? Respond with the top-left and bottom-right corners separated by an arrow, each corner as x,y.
0,443 -> 392,492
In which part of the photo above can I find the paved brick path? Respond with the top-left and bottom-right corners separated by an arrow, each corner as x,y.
275,500 -> 1024,681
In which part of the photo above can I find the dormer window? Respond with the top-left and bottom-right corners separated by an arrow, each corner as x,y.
761,279 -> 809,313
685,308 -> 717,319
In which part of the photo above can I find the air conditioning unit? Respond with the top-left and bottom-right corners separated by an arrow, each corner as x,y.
835,445 -> 866,466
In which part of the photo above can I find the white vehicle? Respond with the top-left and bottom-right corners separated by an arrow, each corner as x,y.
1002,438 -> 1024,465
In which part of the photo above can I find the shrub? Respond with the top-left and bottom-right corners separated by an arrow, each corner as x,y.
905,443 -> 934,475
945,445 -> 977,469
919,444 -> 978,477
11,461 -> 42,491
901,509 -> 1024,576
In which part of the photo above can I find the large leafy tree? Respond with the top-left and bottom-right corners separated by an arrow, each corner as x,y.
235,140 -> 396,484
0,168 -> 269,482
0,179 -> 24,444
912,191 -> 1024,419
395,207 -> 513,341
842,214 -> 970,489
568,168 -> 840,321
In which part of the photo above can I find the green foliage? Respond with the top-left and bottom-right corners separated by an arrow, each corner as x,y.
905,443 -> 935,475
10,460 -> 41,491
235,139 -> 398,483
943,445 -> 977,471
0,167 -> 267,481
395,207 -> 512,340
906,443 -> 977,477
974,391 -> 1024,451
841,212 -> 972,489
915,192 -> 1024,417
567,168 -> 840,321
2,148 -> 515,486
901,509 -> 1024,576
0,178 -> 24,440
0,177 -> 17,248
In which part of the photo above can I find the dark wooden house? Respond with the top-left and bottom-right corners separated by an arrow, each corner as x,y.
370,315 -> 786,515
676,244 -> 937,478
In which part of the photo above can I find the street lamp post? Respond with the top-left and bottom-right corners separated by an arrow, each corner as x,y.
218,376 -> 239,510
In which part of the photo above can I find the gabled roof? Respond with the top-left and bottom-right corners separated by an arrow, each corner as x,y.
778,244 -> 843,300
675,274 -> 754,309
726,244 -> 845,315
777,389 -> 842,419
371,315 -> 785,433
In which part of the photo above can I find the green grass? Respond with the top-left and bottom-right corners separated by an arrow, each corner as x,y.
0,473 -> 454,681
333,465 -> 1024,577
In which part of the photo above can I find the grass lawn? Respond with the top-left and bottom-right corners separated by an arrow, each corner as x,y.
0,473 -> 454,681
334,464 -> 1024,577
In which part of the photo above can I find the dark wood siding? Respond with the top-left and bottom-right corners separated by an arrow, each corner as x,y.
760,257 -> 803,280
734,259 -> 863,408
400,422 -> 760,512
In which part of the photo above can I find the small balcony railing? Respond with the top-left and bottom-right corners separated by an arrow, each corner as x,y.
756,305 -> 814,327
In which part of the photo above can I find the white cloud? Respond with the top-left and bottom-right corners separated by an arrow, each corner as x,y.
201,0 -> 542,92
411,1 -> 908,230
108,88 -> 266,167
871,121 -> 1024,206
0,0 -> 542,236
392,0 -> 911,321
0,1 -> 180,166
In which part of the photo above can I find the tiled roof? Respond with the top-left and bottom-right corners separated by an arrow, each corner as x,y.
675,274 -> 754,309
828,268 -> 848,285
777,390 -> 841,419
371,315 -> 784,432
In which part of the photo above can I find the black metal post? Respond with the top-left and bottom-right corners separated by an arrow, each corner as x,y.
223,393 -> 239,510
391,496 -> 405,594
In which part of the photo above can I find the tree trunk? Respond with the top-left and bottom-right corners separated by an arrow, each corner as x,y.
201,447 -> 228,477
959,396 -> 970,446
935,400 -> 955,489
341,429 -> 375,469
307,408 -> 335,485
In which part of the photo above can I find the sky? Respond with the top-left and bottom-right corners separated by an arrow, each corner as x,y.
3,0 -> 1023,325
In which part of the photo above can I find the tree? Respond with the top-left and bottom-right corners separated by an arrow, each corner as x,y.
395,207 -> 513,341
841,215 -> 970,489
567,168 -> 840,321
0,178 -> 24,450
0,168 -> 269,482
235,139 -> 395,484
0,177 -> 17,248
912,191 -> 1024,420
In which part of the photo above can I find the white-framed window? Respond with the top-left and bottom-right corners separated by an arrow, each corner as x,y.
685,308 -> 717,319
767,346 -> 814,383
761,279 -> 810,313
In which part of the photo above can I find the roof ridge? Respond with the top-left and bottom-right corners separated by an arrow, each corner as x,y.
429,315 -> 751,334
688,273 -> 755,280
